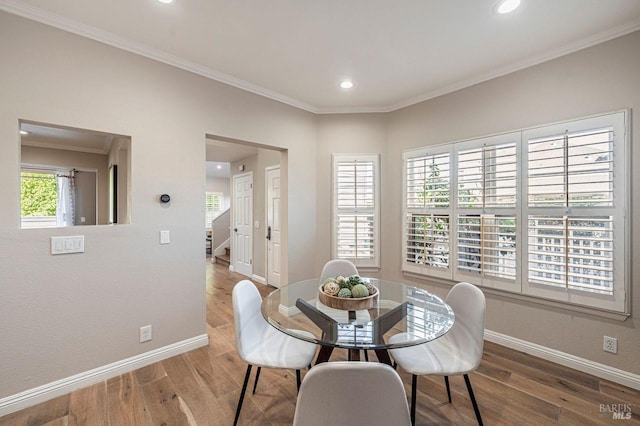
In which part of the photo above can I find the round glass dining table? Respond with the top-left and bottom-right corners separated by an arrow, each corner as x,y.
261,278 -> 455,365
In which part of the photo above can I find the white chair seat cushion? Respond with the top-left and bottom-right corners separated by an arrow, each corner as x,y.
388,333 -> 476,376
242,327 -> 317,370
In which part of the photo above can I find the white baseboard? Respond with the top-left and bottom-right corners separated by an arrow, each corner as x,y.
252,274 -> 266,285
485,330 -> 640,391
0,334 -> 209,417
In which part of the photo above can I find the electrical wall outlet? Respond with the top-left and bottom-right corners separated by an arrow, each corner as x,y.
603,336 -> 617,354
140,325 -> 153,343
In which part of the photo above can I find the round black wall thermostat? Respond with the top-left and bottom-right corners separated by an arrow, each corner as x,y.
160,194 -> 171,203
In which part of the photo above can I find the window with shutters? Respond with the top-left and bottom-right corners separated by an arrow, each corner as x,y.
455,134 -> 519,290
402,111 -> 628,313
332,154 -> 380,268
522,112 -> 627,312
205,192 -> 223,228
403,149 -> 452,279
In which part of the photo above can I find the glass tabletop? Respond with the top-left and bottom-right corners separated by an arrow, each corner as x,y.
261,278 -> 455,350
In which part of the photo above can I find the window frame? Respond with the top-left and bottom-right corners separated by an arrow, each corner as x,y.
453,132 -> 522,292
520,112 -> 628,313
205,191 -> 224,229
401,111 -> 629,314
332,154 -> 381,269
402,146 -> 453,279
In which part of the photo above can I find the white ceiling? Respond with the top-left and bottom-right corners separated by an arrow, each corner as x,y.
205,162 -> 230,179
20,121 -> 115,154
3,0 -> 640,113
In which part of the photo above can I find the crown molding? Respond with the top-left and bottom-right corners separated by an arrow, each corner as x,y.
0,0 -> 318,113
388,19 -> 640,112
2,0 -> 640,115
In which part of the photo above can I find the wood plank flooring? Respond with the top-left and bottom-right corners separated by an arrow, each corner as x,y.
1,261 -> 638,425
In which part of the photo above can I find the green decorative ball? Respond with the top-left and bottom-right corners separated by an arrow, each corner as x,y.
337,288 -> 352,298
347,275 -> 363,287
351,284 -> 369,298
338,280 -> 351,289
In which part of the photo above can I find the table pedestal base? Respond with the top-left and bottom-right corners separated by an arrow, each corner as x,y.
315,346 -> 392,366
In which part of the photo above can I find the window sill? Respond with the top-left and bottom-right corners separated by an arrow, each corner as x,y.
401,270 -> 630,322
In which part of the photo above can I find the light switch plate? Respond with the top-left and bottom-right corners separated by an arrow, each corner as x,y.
51,236 -> 85,255
160,230 -> 170,245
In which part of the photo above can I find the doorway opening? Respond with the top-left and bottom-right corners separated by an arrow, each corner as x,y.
205,135 -> 287,288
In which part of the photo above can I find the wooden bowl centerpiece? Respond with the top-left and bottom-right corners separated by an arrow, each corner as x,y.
318,275 -> 378,311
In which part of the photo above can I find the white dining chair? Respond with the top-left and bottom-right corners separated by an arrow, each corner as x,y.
293,361 -> 412,426
389,282 -> 486,425
232,280 -> 317,426
318,259 -> 371,361
319,259 -> 359,281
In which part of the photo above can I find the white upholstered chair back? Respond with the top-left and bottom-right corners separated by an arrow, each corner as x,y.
444,281 -> 486,372
320,259 -> 358,281
232,279 -> 270,363
293,362 -> 411,426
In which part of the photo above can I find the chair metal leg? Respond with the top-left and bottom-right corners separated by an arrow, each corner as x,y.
444,375 -> 452,403
464,374 -> 483,426
296,370 -> 302,392
252,366 -> 262,394
364,350 -> 369,362
410,374 -> 417,425
233,365 -> 252,426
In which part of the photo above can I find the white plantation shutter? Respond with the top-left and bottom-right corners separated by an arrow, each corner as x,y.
332,155 -> 380,267
455,136 -> 518,290
523,111 -> 627,312
458,142 -> 517,208
457,214 -> 517,280
403,148 -> 452,278
401,111 -> 628,313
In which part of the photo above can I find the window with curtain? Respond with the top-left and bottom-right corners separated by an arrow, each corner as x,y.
20,167 -> 75,228
332,154 -> 380,268
205,192 -> 223,228
401,111 -> 628,313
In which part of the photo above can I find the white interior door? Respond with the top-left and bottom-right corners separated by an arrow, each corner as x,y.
266,166 -> 281,287
233,172 -> 253,278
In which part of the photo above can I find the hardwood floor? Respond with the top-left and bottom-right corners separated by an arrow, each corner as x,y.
1,261 -> 639,425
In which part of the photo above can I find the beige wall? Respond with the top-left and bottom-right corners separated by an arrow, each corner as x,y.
316,114 -> 388,276
385,30 -> 640,373
0,12 -> 317,398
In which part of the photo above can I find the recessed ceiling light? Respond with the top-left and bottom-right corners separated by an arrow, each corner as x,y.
157,0 -> 174,4
494,0 -> 520,14
19,130 -> 29,135
339,80 -> 354,89
216,165 -> 222,169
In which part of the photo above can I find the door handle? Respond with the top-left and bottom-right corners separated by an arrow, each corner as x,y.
266,226 -> 271,240
234,228 -> 238,233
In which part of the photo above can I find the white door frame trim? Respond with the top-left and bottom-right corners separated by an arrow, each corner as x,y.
265,164 -> 280,287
